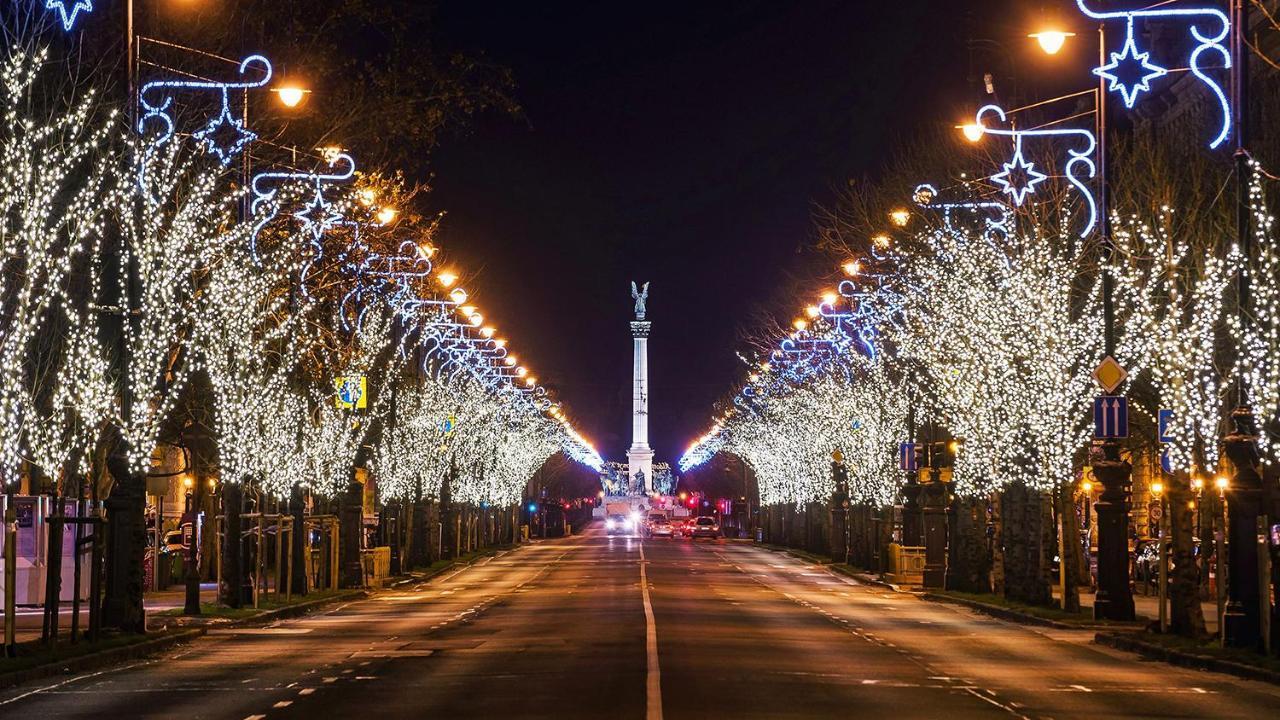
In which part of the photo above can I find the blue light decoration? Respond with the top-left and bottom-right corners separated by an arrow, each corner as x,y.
912,183 -> 1012,242
43,0 -> 92,30
249,152 -> 357,264
972,104 -> 1098,238
138,55 -> 273,165
339,240 -> 433,333
1076,1 -> 1231,149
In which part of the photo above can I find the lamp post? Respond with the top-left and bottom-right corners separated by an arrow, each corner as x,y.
1023,19 -> 1136,622
182,475 -> 201,616
1152,481 -> 1168,633
1221,0 -> 1265,651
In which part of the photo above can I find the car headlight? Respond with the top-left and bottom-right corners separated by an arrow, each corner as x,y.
606,520 -> 616,530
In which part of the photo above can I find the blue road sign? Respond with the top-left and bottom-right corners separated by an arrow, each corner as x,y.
898,442 -> 919,471
1160,447 -> 1173,474
1093,396 -> 1129,439
1158,408 -> 1174,443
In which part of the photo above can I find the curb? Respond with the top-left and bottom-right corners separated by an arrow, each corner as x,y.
390,545 -> 517,588
826,564 -> 906,593
922,592 -> 1146,632
0,628 -> 205,691
1095,632 -> 1280,686
228,590 -> 368,627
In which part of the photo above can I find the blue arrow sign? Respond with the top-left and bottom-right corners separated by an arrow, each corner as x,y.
898,442 -> 919,471
1093,396 -> 1129,439
1160,447 -> 1173,474
1157,409 -> 1174,444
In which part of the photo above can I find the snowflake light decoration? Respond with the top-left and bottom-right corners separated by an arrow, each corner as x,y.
1095,23 -> 1167,108
990,139 -> 1049,206
138,55 -> 273,167
972,104 -> 1097,237
1075,1 -> 1231,148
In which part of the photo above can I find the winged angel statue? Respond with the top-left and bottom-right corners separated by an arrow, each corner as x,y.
630,281 -> 649,320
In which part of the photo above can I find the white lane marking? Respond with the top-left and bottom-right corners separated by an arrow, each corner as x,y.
962,688 -> 1033,720
273,701 -> 293,708
298,688 -> 315,696
0,659 -> 153,707
638,542 -> 663,720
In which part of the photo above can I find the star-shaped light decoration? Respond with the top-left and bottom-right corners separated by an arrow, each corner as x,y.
45,0 -> 93,31
1094,22 -> 1168,108
990,144 -> 1048,206
191,100 -> 258,165
294,186 -> 343,241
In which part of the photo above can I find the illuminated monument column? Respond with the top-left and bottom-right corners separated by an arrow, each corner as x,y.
628,281 -> 654,494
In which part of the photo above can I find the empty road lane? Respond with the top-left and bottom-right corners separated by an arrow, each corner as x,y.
3,530 -> 1278,719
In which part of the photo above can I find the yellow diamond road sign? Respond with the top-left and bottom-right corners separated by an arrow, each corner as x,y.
1092,356 -> 1127,394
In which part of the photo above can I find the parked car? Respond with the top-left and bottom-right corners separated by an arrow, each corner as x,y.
688,516 -> 721,540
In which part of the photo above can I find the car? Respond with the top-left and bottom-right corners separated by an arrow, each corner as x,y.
605,513 -> 635,536
646,518 -> 675,538
688,516 -> 720,540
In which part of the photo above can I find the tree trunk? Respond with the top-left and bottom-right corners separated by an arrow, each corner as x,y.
101,452 -> 146,633
1168,472 -> 1207,638
1057,483 -> 1081,613
220,481 -> 244,608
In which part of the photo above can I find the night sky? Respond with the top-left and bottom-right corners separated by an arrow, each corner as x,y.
428,0 -> 1045,465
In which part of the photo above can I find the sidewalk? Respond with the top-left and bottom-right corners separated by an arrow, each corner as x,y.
10,583 -> 218,644
1061,589 -> 1219,634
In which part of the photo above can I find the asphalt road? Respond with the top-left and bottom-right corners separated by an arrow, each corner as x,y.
3,527 -> 1279,719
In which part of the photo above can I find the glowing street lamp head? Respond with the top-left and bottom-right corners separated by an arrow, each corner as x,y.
960,123 -> 986,143
468,313 -> 484,327
449,287 -> 468,304
842,260 -> 861,276
273,85 -> 311,108
792,318 -> 808,332
1030,30 -> 1074,55
1214,475 -> 1229,492
889,208 -> 910,227
871,233 -> 892,249
437,271 -> 458,288
376,206 -> 398,225
416,243 -> 435,259
804,305 -> 820,319
1151,481 -> 1164,497
480,326 -> 496,339
821,291 -> 838,306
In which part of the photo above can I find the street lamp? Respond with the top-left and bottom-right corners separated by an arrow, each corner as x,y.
1029,30 -> 1075,55
271,85 -> 311,109
959,123 -> 986,143
889,208 -> 911,227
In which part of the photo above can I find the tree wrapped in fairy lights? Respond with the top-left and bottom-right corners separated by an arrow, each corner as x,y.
0,48 -> 116,486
